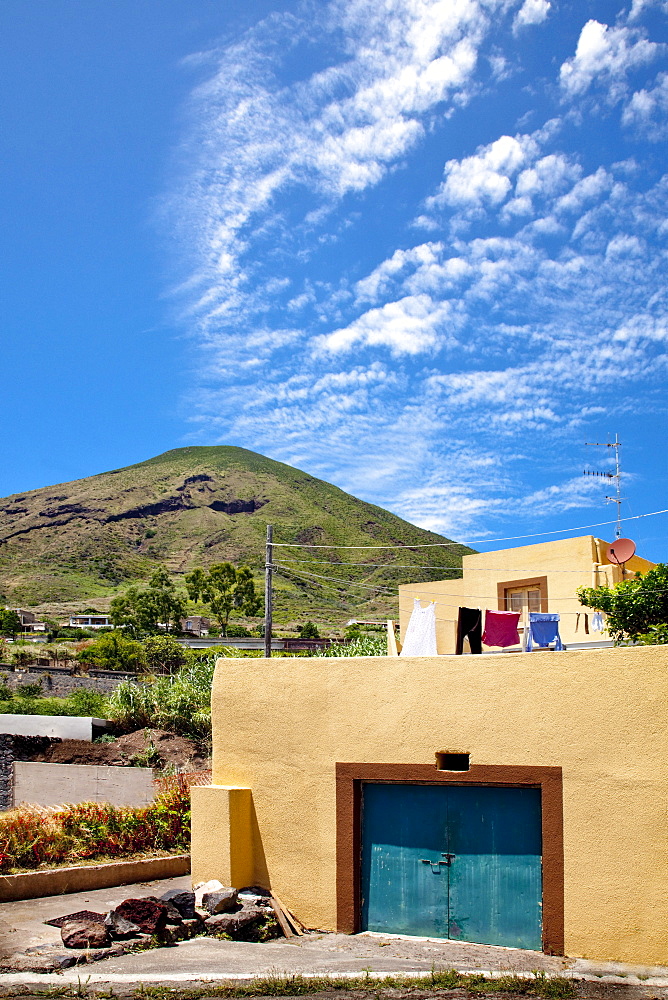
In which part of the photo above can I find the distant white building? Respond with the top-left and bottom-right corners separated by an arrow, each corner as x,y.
69,614 -> 113,629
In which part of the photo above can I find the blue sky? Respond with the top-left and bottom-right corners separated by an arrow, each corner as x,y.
1,0 -> 667,560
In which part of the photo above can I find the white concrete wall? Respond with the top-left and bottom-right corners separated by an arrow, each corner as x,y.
11,762 -> 155,808
0,715 -> 105,740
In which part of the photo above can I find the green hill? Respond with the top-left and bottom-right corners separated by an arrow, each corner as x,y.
0,446 -> 472,623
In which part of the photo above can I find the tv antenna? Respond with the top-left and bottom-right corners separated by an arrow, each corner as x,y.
584,434 -> 623,539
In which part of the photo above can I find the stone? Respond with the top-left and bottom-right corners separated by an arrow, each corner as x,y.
204,912 -> 237,937
180,917 -> 204,938
160,889 -> 196,919
161,900 -> 184,924
202,888 -> 238,914
104,911 -> 141,939
234,905 -> 266,929
204,905 -> 266,941
194,878 -> 224,907
60,919 -> 111,950
112,897 -> 168,934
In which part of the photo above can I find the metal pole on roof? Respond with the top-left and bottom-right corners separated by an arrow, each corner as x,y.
264,524 -> 273,658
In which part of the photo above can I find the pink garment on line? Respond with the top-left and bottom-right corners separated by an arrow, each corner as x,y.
482,610 -> 521,648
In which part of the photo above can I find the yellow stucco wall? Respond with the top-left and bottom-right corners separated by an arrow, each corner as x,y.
399,535 -> 655,654
191,643 -> 668,965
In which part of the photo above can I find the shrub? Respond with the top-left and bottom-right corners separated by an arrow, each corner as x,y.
0,773 -> 191,873
76,631 -> 146,672
143,635 -> 187,675
316,635 -> 387,657
299,621 -> 320,639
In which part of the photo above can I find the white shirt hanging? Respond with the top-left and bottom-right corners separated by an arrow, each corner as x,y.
591,611 -> 605,633
401,599 -> 437,656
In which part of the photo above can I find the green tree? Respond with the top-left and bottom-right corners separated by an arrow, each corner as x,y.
185,562 -> 261,636
577,563 -> 668,643
143,635 -> 187,675
0,610 -> 23,638
110,567 -> 187,637
76,631 -> 146,672
299,621 -> 320,639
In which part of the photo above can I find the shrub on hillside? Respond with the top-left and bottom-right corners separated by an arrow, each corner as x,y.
0,773 -> 190,873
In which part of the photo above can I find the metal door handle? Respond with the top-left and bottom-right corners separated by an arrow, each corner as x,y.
420,859 -> 445,872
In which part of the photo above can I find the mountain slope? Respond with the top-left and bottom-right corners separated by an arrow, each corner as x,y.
0,446 -> 473,620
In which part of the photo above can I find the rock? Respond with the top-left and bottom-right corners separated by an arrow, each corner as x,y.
61,919 -> 111,950
202,888 -> 238,914
204,905 -> 267,941
161,900 -> 184,924
160,889 -> 196,919
194,878 -> 224,906
113,897 -> 168,934
180,917 -> 204,938
204,913 -> 237,937
238,884 -> 272,898
234,905 -> 266,929
104,911 -> 141,939
157,925 -> 179,946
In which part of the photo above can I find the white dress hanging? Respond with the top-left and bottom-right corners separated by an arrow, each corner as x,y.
401,599 -> 437,656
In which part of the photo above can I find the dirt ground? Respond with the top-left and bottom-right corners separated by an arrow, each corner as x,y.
19,728 -> 209,770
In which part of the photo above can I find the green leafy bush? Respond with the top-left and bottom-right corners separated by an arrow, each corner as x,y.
0,773 -> 191,873
0,688 -> 109,718
299,621 -> 320,639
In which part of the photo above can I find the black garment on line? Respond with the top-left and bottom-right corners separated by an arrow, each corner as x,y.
456,606 -> 482,655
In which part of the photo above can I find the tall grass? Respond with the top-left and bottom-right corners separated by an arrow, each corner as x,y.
0,774 -> 191,873
315,635 -> 387,656
106,656 -> 217,744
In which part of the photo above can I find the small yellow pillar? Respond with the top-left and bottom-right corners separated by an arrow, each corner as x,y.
190,785 -> 254,888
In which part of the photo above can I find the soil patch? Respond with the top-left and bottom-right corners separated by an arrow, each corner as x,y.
28,728 -> 209,770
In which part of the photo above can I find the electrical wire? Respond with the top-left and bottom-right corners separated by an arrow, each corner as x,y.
278,557 -> 610,573
274,563 -> 396,595
271,506 -> 668,549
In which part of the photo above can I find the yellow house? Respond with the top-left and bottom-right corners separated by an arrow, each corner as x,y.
399,535 -> 654,653
192,641 -> 668,967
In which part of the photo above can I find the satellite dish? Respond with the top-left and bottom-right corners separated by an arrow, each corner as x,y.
606,538 -> 636,565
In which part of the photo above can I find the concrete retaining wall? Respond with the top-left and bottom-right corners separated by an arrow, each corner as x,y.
0,714 -> 104,740
0,854 -> 190,902
11,761 -> 155,809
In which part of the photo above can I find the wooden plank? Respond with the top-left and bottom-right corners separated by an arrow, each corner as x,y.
269,895 -> 294,938
272,893 -> 304,935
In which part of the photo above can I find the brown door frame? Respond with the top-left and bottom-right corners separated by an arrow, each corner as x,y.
335,762 -> 564,955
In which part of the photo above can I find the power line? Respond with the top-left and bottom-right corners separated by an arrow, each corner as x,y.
271,506 -> 668,549
274,563 -> 396,595
278,557 -> 616,573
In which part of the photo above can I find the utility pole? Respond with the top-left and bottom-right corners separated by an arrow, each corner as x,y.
264,524 -> 273,658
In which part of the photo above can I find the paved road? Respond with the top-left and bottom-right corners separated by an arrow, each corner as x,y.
1,876 -> 667,991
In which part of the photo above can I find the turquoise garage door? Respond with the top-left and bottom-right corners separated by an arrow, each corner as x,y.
360,783 -> 542,950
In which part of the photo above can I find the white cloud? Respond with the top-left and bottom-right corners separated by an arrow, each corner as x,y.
513,0 -> 551,33
430,134 -> 537,210
623,72 -> 668,139
559,20 -> 663,102
628,0 -> 668,23
315,293 -> 457,355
